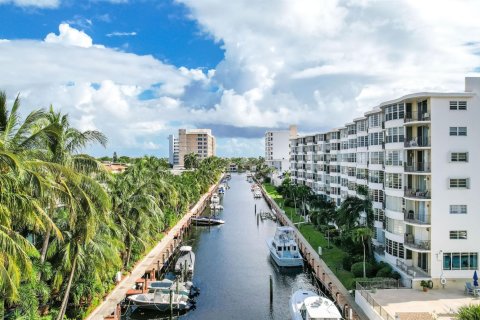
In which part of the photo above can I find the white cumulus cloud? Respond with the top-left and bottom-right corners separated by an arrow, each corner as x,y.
0,0 -> 59,8
45,23 -> 93,48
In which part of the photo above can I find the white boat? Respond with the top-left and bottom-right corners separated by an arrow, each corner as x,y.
209,203 -> 224,211
147,279 -> 195,297
211,193 -> 220,204
267,226 -> 304,267
175,246 -> 195,274
290,289 -> 342,320
127,289 -> 192,311
191,216 -> 225,226
253,191 -> 262,198
218,184 -> 226,194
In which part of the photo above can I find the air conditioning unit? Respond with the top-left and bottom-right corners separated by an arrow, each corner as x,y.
423,112 -> 430,119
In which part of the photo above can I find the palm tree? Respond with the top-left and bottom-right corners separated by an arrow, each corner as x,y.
184,152 -> 199,169
351,227 -> 373,278
38,107 -> 107,267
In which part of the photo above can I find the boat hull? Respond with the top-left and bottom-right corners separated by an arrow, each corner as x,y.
191,217 -> 225,226
267,239 -> 304,267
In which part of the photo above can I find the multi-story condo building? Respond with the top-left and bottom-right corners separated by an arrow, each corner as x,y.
177,128 -> 216,167
290,77 -> 480,288
168,134 -> 179,166
265,125 -> 297,173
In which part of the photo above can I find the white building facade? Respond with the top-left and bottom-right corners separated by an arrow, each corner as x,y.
265,125 -> 297,173
290,77 -> 480,288
168,134 -> 179,166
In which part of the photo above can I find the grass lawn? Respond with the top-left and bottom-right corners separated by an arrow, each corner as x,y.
263,183 -> 356,289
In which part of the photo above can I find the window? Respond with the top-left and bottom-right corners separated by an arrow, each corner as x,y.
443,252 -> 477,270
449,101 -> 467,110
385,150 -> 403,166
449,230 -> 468,240
369,170 -> 384,184
385,173 -> 402,189
369,132 -> 384,146
385,103 -> 405,121
357,152 -> 368,165
369,189 -> 384,203
386,218 -> 405,235
449,178 -> 469,189
386,238 -> 404,258
386,195 -> 403,212
348,138 -> 357,149
356,120 -> 367,132
450,205 -> 467,214
357,135 -> 369,148
386,127 -> 405,143
373,208 -> 385,222
369,151 -> 384,165
449,127 -> 467,136
450,152 -> 468,162
368,113 -> 381,128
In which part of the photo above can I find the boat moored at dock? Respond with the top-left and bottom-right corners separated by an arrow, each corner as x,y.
175,246 -> 195,274
290,289 -> 342,320
127,289 -> 192,311
191,216 -> 225,226
267,226 -> 304,267
211,193 -> 220,204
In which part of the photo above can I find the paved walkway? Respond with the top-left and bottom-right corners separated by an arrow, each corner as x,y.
85,180 -> 220,320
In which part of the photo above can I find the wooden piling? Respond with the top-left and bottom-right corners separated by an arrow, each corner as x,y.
269,274 -> 273,304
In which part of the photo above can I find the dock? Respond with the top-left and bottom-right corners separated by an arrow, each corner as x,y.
259,184 -> 369,320
85,176 -> 223,320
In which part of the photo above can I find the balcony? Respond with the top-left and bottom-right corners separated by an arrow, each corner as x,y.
404,112 -> 431,123
404,211 -> 430,226
404,136 -> 430,148
404,234 -> 430,252
404,161 -> 431,173
404,188 -> 430,199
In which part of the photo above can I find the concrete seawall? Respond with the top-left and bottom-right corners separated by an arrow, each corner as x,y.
258,184 -> 369,320
85,175 -> 224,320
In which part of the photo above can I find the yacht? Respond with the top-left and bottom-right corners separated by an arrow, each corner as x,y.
209,203 -> 224,211
175,246 -> 195,274
267,226 -> 303,267
127,289 -> 192,311
290,289 -> 342,320
211,193 -> 220,204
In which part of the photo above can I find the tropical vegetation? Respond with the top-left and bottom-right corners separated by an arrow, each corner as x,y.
0,91 -> 226,319
456,304 -> 480,320
264,177 -> 400,288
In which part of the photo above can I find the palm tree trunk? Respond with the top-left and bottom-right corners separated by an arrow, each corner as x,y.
125,240 -> 132,268
40,226 -> 52,264
56,256 -> 77,320
362,235 -> 366,278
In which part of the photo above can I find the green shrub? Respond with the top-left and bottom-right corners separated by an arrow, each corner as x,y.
342,255 -> 354,270
376,266 -> 393,278
351,262 -> 375,278
391,271 -> 402,280
456,304 -> 480,320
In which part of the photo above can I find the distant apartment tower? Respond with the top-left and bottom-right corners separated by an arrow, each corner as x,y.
168,134 -> 179,166
290,77 -> 480,288
265,125 -> 297,173
177,128 -> 216,167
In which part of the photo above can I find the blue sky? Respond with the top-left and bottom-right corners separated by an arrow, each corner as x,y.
0,0 -> 479,158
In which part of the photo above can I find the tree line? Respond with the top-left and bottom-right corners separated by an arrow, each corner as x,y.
0,92 -> 226,319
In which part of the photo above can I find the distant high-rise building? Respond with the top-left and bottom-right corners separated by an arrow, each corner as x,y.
265,125 -> 297,173
177,128 -> 216,167
168,134 -> 179,166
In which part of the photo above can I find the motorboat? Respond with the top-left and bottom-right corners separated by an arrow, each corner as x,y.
253,190 -> 262,199
211,193 -> 220,204
267,226 -> 304,267
290,289 -> 342,320
209,203 -> 224,211
191,216 -> 225,226
218,184 -> 226,194
127,289 -> 192,311
175,246 -> 195,274
148,278 -> 198,298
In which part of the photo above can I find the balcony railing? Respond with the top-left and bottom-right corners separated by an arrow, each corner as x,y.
404,136 -> 430,148
404,235 -> 431,251
404,211 -> 431,225
404,188 -> 431,199
404,112 -> 431,123
404,161 -> 431,173
396,259 -> 430,278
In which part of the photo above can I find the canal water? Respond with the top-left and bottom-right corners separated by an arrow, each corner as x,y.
127,173 -> 316,319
